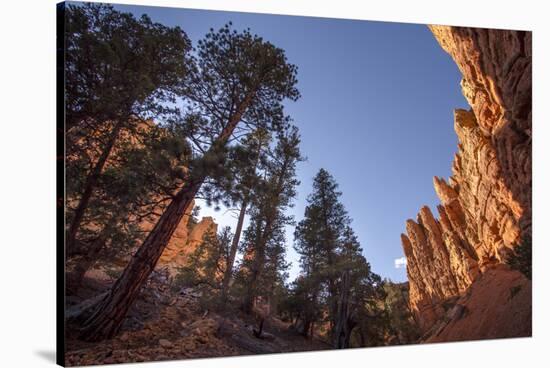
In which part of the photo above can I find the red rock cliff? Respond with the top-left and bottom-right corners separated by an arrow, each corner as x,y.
402,26 -> 531,334
126,197 -> 218,274
155,207 -> 218,273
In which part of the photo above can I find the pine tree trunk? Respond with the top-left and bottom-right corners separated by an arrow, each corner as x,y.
334,271 -> 350,348
77,92 -> 256,342
221,199 -> 248,301
67,120 -> 124,252
79,180 -> 201,341
241,219 -> 268,313
242,247 -> 264,314
242,210 -> 276,314
242,154 -> 291,313
221,133 -> 265,302
328,278 -> 338,332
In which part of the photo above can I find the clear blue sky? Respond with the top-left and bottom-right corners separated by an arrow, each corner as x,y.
108,2 -> 469,282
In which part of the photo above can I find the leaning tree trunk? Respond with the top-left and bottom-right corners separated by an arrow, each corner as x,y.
77,92 -> 256,342
221,199 -> 248,301
79,179 -> 202,341
66,120 -> 124,252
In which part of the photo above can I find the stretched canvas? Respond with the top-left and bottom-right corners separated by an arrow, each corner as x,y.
57,1 -> 532,366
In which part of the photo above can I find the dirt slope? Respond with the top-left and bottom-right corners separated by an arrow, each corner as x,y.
425,264 -> 531,343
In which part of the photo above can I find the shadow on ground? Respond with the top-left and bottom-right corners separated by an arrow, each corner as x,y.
35,350 -> 56,364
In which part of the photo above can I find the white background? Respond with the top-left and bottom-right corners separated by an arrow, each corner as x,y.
0,0 -> 548,367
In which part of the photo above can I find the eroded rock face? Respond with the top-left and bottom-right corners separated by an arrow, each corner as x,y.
430,26 -> 532,241
157,211 -> 218,272
156,201 -> 194,266
402,26 -> 531,333
139,199 -> 218,273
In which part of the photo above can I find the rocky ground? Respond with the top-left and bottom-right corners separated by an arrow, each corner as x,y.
65,269 -> 331,366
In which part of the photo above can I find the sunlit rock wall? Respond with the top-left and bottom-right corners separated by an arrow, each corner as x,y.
402,26 -> 531,332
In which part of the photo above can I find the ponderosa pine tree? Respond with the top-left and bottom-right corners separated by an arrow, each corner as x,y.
78,24 -> 299,341
238,127 -> 302,314
65,3 -> 191,252
292,169 -> 383,346
220,129 -> 271,302
293,169 -> 350,332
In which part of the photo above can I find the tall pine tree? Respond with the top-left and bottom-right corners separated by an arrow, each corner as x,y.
294,169 -> 350,333
237,127 -> 302,314
78,24 -> 299,341
220,129 -> 271,301
293,169 -> 383,347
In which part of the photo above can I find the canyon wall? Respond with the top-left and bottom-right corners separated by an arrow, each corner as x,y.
402,26 -> 531,334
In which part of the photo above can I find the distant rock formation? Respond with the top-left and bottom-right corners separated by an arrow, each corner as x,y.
402,26 -> 531,335
158,215 -> 218,273
139,199 -> 218,273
